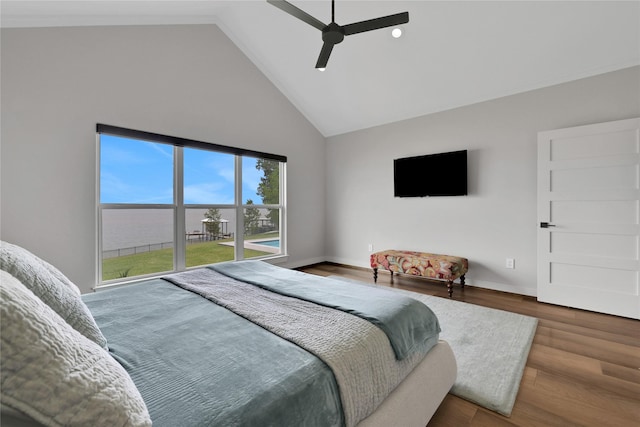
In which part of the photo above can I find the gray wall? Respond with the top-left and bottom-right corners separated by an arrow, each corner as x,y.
1,24 -> 327,293
325,66 -> 640,296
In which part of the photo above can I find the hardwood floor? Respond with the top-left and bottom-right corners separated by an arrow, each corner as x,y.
297,263 -> 640,427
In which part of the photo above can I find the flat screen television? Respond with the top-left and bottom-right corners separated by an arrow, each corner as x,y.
394,150 -> 467,197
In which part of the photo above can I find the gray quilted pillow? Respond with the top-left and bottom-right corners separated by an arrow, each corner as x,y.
0,270 -> 152,427
0,241 -> 107,349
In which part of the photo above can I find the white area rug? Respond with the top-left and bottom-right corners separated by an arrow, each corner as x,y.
328,276 -> 538,416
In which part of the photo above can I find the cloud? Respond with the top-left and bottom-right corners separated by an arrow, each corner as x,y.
184,182 -> 234,204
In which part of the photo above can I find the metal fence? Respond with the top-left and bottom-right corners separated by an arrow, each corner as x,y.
103,242 -> 173,259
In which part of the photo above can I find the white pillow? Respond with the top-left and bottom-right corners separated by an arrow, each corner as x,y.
0,240 -> 80,294
0,270 -> 152,427
34,252 -> 81,295
0,241 -> 107,349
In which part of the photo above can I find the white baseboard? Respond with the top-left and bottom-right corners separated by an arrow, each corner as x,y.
279,256 -> 328,270
464,280 -> 537,298
325,256 -> 537,298
324,256 -> 367,269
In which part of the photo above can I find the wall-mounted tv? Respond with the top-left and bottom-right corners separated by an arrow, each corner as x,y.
394,150 -> 467,197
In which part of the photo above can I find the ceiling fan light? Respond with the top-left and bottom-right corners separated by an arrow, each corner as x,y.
391,27 -> 403,38
268,0 -> 409,68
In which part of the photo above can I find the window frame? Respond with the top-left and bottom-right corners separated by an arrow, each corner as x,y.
96,124 -> 287,287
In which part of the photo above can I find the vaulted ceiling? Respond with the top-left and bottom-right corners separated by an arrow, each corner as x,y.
2,1 -> 639,136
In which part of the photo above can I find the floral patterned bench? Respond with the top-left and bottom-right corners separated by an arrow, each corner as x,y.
370,250 -> 468,297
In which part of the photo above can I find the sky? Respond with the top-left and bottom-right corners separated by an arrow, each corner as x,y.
100,134 -> 263,205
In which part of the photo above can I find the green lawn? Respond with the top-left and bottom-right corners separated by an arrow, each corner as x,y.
102,236 -> 276,281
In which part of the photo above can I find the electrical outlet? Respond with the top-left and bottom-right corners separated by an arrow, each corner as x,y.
505,258 -> 515,269
368,243 -> 373,252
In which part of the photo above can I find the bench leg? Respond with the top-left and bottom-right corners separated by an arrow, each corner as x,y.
390,271 -> 394,285
460,275 -> 466,289
447,280 -> 453,298
373,268 -> 378,283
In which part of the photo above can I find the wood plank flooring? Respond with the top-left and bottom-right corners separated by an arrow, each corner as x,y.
297,263 -> 640,427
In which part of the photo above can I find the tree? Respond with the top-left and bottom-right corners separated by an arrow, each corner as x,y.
244,199 -> 261,236
256,158 -> 279,228
203,208 -> 221,238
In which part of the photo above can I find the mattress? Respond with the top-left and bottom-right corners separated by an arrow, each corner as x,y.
1,261 -> 457,426
0,342 -> 456,427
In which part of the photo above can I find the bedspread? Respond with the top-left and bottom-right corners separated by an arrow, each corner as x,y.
166,266 -> 440,427
83,279 -> 343,427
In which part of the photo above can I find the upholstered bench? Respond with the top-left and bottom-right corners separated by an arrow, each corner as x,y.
370,250 -> 468,297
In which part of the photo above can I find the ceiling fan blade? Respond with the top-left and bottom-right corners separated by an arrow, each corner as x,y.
315,42 -> 335,69
343,11 -> 409,36
267,0 -> 326,31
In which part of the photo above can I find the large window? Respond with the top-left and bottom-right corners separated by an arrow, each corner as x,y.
97,124 -> 286,285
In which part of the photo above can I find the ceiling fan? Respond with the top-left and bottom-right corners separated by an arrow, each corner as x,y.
267,0 -> 409,69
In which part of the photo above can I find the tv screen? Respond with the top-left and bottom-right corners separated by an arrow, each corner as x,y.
394,150 -> 467,197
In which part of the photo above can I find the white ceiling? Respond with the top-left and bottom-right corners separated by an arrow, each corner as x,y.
2,1 -> 639,137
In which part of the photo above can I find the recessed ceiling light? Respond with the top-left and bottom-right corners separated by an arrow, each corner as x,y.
391,28 -> 403,38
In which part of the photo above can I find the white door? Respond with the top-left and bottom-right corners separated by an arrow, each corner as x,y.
537,118 -> 640,320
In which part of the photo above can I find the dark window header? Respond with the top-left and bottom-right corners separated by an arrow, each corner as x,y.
97,124 -> 287,163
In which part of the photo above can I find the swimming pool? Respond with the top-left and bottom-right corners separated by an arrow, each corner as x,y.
256,239 -> 280,248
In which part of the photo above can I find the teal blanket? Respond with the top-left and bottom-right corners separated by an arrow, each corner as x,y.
210,261 -> 441,360
83,279 -> 343,427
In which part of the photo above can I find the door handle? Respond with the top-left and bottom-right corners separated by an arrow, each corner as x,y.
540,222 -> 556,228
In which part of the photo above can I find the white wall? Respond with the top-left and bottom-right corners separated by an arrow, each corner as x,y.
3,24 -> 638,298
325,66 -> 640,296
1,24 -> 327,293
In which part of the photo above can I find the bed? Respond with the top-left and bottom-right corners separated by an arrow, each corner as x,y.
0,241 -> 456,427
